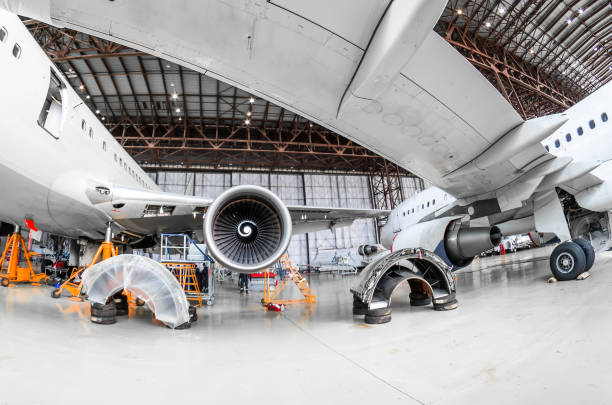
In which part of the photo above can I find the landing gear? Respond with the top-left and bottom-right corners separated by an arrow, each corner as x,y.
572,238 -> 595,272
549,241 -> 586,281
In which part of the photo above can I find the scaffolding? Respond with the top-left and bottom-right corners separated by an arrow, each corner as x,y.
262,253 -> 316,305
160,234 -> 215,306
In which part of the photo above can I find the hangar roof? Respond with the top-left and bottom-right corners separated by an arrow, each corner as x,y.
436,0 -> 612,118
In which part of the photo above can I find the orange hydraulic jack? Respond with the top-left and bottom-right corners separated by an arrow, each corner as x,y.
51,224 -> 117,300
0,226 -> 47,287
262,253 -> 316,306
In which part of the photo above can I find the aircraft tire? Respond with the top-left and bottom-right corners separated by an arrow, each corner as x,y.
90,315 -> 116,325
365,307 -> 391,317
189,306 -> 198,323
433,299 -> 458,311
550,242 -> 586,281
168,322 -> 192,330
353,306 -> 368,315
365,314 -> 391,324
572,238 -> 595,271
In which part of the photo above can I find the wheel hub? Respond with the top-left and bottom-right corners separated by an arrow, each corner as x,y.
556,252 -> 575,274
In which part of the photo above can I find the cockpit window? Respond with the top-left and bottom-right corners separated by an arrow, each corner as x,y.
602,113 -> 608,123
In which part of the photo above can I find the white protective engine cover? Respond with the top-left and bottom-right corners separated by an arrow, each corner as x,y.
81,254 -> 190,328
391,216 -> 462,253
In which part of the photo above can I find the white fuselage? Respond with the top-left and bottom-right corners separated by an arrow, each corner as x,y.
0,11 -> 156,238
380,82 -> 612,248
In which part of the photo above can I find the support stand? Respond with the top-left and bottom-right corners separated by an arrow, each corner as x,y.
262,253 -> 316,305
52,224 -> 117,299
0,226 -> 47,287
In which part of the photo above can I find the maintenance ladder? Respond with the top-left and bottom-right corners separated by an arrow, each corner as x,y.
160,234 -> 215,306
262,253 -> 316,305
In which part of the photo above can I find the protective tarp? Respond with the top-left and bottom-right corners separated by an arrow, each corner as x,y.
81,254 -> 190,328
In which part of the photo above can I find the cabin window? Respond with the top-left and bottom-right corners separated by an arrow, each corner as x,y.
589,120 -> 596,129
427,202 -> 430,207
37,68 -> 64,139
12,43 -> 21,58
411,208 -> 414,213
81,120 -> 86,131
89,128 -> 94,138
432,199 -> 435,205
545,145 -> 550,152
421,204 -> 424,209
566,133 -> 571,142
0,27 -> 7,43
602,113 -> 608,123
402,212 -> 405,216
124,162 -> 127,171
554,139 -> 560,148
102,141 -> 106,151
114,153 -> 117,162
577,127 -> 583,136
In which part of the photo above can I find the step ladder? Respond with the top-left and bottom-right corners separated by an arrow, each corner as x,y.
262,253 -> 316,305
160,233 -> 216,306
164,262 -> 202,307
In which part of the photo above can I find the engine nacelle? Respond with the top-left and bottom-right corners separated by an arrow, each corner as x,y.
444,220 -> 502,267
203,185 -> 292,273
391,217 -> 502,268
358,244 -> 383,256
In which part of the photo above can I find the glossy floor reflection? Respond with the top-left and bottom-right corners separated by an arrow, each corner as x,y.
0,247 -> 611,404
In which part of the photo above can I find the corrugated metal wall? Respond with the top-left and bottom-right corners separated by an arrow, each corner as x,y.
149,171 -> 423,266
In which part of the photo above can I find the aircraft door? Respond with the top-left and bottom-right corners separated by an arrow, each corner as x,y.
37,68 -> 65,139
391,210 -> 401,233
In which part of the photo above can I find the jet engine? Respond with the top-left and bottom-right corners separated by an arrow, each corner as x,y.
443,220 -> 502,267
358,244 -> 383,256
391,217 -> 502,268
203,185 -> 292,273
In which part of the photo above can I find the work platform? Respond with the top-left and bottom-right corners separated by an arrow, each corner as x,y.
0,247 -> 610,403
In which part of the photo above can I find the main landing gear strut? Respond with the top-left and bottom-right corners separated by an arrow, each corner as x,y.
549,238 -> 595,281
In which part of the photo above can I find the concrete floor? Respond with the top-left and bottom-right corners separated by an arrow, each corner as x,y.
1,247 -> 611,404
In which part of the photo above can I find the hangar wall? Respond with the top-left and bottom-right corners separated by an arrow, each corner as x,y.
149,171 -> 425,266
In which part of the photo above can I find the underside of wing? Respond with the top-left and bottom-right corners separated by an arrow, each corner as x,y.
288,205 -> 390,234
12,0 -> 534,199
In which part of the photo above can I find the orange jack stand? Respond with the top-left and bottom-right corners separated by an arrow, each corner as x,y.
51,240 -> 118,299
262,253 -> 316,306
0,231 -> 47,287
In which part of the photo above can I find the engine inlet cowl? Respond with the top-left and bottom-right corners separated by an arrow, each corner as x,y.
203,185 -> 292,273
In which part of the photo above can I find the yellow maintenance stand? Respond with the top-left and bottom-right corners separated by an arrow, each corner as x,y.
51,224 -> 117,300
0,225 -> 47,287
262,253 -> 316,306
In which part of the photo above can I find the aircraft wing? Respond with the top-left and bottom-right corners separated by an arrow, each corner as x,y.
89,184 -> 388,237
7,1 -> 570,199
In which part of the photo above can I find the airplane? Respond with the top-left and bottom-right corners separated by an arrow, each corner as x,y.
0,9 -> 388,274
2,2 -> 612,281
